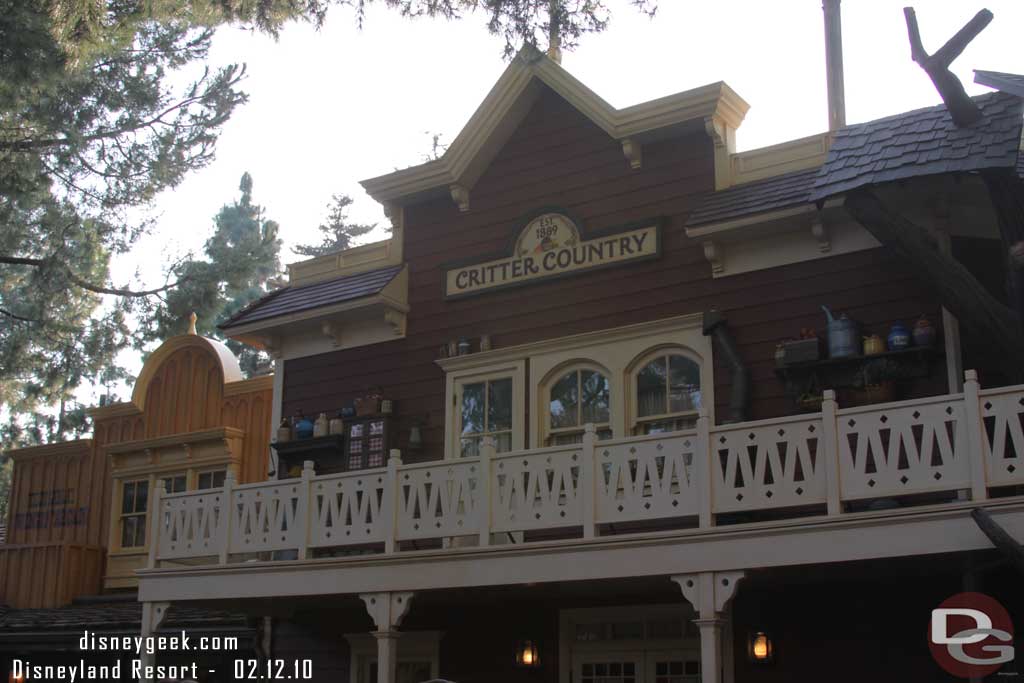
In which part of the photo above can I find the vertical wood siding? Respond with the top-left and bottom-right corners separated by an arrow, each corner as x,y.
281,85 -> 945,462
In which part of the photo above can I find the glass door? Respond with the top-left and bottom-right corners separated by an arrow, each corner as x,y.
645,650 -> 700,683
574,650 -> 644,683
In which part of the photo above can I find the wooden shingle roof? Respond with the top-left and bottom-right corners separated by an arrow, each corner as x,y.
219,264 -> 404,330
685,167 -> 818,227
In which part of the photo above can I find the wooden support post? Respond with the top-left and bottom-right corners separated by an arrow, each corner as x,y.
478,436 -> 496,546
385,450 -> 402,554
220,470 -> 236,565
138,601 -> 170,682
696,410 -> 714,528
821,390 -> 842,515
580,423 -> 597,539
147,479 -> 164,569
672,571 -> 744,683
360,592 -> 415,683
963,370 -> 989,503
297,460 -> 314,560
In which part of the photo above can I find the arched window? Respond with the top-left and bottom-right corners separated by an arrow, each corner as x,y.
632,350 -> 702,434
545,364 -> 612,445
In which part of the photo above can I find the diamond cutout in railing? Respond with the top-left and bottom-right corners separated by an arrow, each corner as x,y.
912,411 -> 921,419
985,402 -> 993,411
946,406 -> 953,415
672,500 -> 679,507
618,504 -> 624,512
778,429 -> 785,437
720,436 -> 727,444
630,447 -> 637,454
748,433 -> 756,440
900,475 -> 909,484
934,472 -> 942,480
736,493 -> 744,501
1008,464 -> 1017,473
880,415 -> 888,424
848,419 -> 856,427
656,443 -> 663,451
765,490 -> 773,498
868,479 -> 876,487
795,487 -> 804,495
808,425 -> 816,433
644,502 -> 651,509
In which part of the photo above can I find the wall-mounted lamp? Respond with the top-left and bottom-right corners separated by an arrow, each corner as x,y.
748,631 -> 774,664
515,640 -> 540,668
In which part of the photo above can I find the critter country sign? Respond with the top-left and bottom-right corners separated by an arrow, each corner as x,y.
444,211 -> 660,298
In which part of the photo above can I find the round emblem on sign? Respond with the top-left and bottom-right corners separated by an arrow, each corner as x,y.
515,213 -> 580,257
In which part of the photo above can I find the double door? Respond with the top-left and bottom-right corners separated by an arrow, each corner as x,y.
574,649 -> 700,683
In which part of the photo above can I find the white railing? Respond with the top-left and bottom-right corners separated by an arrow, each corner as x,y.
150,371 -> 1024,567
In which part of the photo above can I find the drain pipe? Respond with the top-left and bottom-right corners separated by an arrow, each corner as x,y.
703,310 -> 750,424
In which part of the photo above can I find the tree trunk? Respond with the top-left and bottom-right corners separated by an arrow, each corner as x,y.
844,188 -> 1024,382
981,168 -> 1024,325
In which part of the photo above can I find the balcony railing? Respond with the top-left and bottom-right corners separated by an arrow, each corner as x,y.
148,371 -> 1024,568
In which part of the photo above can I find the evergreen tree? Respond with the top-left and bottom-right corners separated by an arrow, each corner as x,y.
292,194 -> 378,258
137,173 -> 284,376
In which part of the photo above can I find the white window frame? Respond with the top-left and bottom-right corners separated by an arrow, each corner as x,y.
628,346 -> 705,435
443,360 -> 526,459
540,361 -> 614,445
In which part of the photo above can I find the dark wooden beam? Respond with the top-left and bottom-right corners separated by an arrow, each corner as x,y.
904,7 -> 993,127
844,188 -> 1024,382
971,508 -> 1024,574
981,168 -> 1024,325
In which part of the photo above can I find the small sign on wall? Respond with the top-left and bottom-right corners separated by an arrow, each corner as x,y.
444,210 -> 661,298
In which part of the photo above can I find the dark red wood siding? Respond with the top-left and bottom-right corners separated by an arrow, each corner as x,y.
282,85 -> 945,462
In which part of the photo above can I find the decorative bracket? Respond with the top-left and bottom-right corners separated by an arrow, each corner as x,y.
360,591 -> 414,631
141,601 -> 170,636
672,571 -> 745,620
383,309 -> 406,336
811,219 -> 831,253
703,116 -> 728,149
622,138 -> 643,170
702,241 -> 724,276
450,184 -> 470,213
321,320 -> 343,348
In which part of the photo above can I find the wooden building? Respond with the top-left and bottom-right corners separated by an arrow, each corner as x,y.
4,45 -> 1024,683
0,323 -> 271,671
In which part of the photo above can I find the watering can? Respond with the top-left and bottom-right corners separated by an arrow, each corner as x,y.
822,306 -> 858,359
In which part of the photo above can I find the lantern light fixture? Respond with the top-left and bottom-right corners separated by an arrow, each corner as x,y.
748,631 -> 774,664
515,639 -> 540,668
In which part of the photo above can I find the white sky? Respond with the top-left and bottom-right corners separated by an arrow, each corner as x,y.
114,0 -> 1024,282
96,0 -> 1024,395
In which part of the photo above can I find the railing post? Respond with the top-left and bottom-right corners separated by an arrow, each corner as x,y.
696,410 -> 714,528
147,479 -> 164,569
478,437 -> 496,546
821,389 -> 842,516
963,370 -> 989,502
581,423 -> 597,539
220,470 -> 235,565
297,460 -> 315,560
384,449 -> 403,554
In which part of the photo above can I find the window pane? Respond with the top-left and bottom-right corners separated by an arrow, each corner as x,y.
488,378 -> 513,432
212,470 -> 226,488
134,517 -> 146,547
134,481 -> 149,513
637,357 -> 668,417
460,436 -> 481,458
494,432 -> 512,453
121,517 -> 136,547
668,355 -> 702,413
549,371 -> 579,429
198,472 -> 211,490
121,482 -> 135,515
580,369 -> 610,424
164,475 -> 186,494
461,382 -> 485,435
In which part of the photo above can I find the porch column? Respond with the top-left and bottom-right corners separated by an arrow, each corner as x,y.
672,571 -> 745,683
138,601 -> 169,682
359,591 -> 414,683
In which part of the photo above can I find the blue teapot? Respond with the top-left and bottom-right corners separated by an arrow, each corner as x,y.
294,412 -> 315,439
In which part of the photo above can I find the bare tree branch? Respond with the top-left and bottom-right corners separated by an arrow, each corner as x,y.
0,255 -> 186,297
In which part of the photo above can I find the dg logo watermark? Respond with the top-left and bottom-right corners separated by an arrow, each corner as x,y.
929,592 -> 1016,678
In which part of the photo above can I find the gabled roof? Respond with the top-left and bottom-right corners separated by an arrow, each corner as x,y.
360,45 -> 748,206
219,264 -> 404,330
975,70 -> 1024,98
809,91 -> 1023,202
686,167 -> 819,228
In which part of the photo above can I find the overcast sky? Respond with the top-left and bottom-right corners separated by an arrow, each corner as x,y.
110,0 -> 1024,295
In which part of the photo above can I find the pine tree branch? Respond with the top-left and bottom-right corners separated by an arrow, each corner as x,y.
0,308 -> 40,323
0,255 -> 186,297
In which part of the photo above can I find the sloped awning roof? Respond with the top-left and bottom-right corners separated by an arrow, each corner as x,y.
808,91 -> 1023,202
686,167 -> 819,228
220,264 -> 404,330
975,70 -> 1024,98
